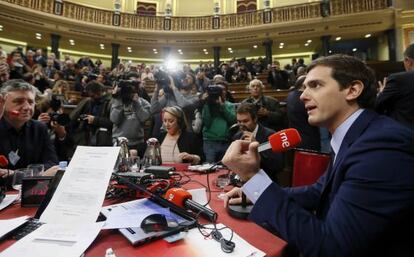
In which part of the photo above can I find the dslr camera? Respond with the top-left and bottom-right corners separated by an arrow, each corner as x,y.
49,112 -> 70,126
48,96 -> 70,126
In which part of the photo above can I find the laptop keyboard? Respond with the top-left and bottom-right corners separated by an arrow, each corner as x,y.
13,219 -> 44,240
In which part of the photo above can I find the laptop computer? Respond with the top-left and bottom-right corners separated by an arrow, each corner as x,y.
10,170 -> 65,240
101,174 -> 196,245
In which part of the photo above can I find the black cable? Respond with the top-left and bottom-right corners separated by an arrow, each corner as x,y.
195,219 -> 235,253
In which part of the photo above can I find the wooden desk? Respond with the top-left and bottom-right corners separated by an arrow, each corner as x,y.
0,169 -> 286,256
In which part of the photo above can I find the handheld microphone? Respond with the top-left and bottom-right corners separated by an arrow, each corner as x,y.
165,187 -> 218,222
257,128 -> 301,153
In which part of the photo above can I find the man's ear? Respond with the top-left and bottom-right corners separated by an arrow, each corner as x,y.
345,80 -> 363,101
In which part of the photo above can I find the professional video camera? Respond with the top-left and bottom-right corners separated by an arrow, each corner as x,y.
112,79 -> 139,104
153,69 -> 185,93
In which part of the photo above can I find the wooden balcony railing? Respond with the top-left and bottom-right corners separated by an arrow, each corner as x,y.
330,0 -> 388,16
1,0 -> 389,31
272,2 -> 321,22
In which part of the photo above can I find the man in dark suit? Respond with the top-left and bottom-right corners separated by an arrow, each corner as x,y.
375,43 -> 414,128
222,55 -> 414,257
232,103 -> 283,182
242,79 -> 285,132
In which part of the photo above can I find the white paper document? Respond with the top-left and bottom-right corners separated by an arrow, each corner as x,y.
0,222 -> 104,257
40,146 -> 120,224
188,188 -> 212,209
0,216 -> 29,239
185,223 -> 266,257
0,194 -> 19,211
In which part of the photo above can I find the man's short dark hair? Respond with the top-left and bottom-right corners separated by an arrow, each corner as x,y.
237,102 -> 258,120
85,81 -> 104,93
403,43 -> 414,59
306,54 -> 377,109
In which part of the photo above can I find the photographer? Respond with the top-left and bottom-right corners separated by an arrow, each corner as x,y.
202,84 -> 236,163
69,81 -> 112,150
110,80 -> 151,158
36,96 -> 73,161
150,70 -> 198,138
9,50 -> 31,79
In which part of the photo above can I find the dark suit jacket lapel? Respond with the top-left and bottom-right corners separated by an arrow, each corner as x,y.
317,110 -> 378,216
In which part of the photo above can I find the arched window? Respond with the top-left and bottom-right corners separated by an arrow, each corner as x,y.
237,0 -> 257,13
137,1 -> 156,16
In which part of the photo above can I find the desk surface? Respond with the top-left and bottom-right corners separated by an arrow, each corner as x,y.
0,169 -> 286,257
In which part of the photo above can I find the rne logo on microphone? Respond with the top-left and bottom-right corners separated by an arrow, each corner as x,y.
167,194 -> 174,201
280,132 -> 290,148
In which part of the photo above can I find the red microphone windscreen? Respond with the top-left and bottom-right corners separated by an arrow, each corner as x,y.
0,155 -> 8,167
268,128 -> 302,152
9,110 -> 20,116
165,188 -> 192,207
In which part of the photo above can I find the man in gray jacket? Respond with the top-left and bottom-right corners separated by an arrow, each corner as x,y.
111,81 -> 151,157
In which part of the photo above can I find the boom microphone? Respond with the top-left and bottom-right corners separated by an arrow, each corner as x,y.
165,187 -> 218,222
257,128 -> 301,153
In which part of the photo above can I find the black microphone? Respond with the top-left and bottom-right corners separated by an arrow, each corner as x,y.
165,187 -> 218,222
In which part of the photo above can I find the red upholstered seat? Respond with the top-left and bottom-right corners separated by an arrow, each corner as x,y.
292,149 -> 331,187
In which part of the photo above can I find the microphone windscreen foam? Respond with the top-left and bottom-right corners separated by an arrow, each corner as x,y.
268,128 -> 302,152
0,155 -> 8,167
9,110 -> 20,116
165,188 -> 192,207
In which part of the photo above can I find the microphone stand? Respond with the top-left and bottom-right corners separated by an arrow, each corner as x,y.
227,185 -> 253,220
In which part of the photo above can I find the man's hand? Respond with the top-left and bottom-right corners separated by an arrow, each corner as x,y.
85,115 -> 95,124
378,77 -> 387,93
178,152 -> 201,165
221,140 -> 260,182
241,131 -> 255,142
51,121 -> 66,139
257,107 -> 269,117
43,166 -> 59,176
223,187 -> 248,207
38,112 -> 51,124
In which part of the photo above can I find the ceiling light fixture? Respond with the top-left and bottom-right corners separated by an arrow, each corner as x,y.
352,48 -> 357,52
228,47 -> 232,51
365,34 -> 372,38
279,42 -> 284,46
203,49 -> 207,52
0,25 -> 3,31
307,39 -> 312,43
304,43 -> 309,46
335,36 -> 341,41
253,45 -> 258,48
